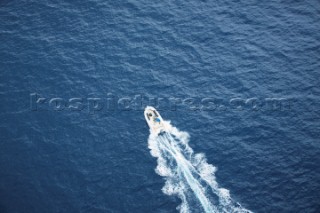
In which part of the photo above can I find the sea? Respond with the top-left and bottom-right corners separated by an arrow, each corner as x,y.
0,0 -> 319,212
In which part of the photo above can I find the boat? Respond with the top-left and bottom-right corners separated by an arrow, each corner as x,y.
144,106 -> 166,134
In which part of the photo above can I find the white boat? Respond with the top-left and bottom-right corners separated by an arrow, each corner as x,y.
144,106 -> 166,134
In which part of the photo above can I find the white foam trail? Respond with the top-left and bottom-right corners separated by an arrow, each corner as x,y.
148,120 -> 252,213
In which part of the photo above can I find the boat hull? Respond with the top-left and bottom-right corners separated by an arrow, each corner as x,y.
144,106 -> 166,135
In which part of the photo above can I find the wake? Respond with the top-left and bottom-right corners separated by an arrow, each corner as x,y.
148,120 -> 252,213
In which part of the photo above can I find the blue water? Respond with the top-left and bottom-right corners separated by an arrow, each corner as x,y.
1,0 -> 320,212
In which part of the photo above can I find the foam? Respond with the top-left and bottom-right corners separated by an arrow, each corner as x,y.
148,120 -> 252,213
